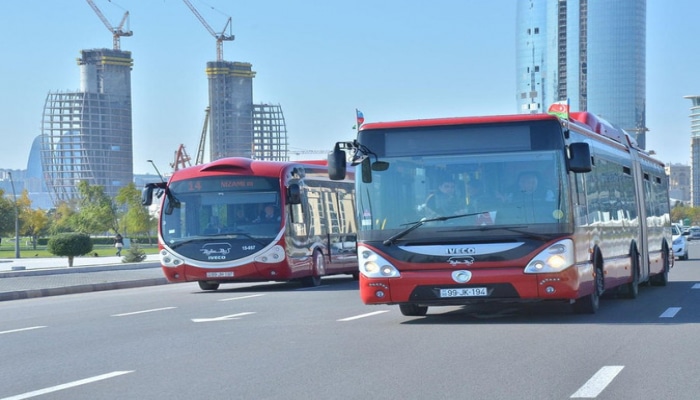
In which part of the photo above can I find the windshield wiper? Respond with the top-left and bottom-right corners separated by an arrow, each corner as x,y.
383,211 -> 487,246
458,225 -> 551,241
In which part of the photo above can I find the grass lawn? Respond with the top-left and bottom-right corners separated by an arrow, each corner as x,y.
0,238 -> 159,260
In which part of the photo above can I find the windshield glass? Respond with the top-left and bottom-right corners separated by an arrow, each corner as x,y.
356,150 -> 571,241
161,176 -> 282,246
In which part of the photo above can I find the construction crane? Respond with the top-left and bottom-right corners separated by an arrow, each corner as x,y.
183,0 -> 235,61
85,0 -> 133,50
195,107 -> 211,165
171,144 -> 192,171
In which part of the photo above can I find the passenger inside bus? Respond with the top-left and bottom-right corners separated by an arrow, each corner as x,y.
234,207 -> 251,224
254,204 -> 280,223
500,171 -> 556,223
203,216 -> 222,234
423,177 -> 467,217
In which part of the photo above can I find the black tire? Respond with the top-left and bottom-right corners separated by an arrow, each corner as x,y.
301,251 -> 324,287
625,250 -> 640,299
650,249 -> 670,287
198,281 -> 220,291
574,265 -> 603,314
681,251 -> 689,261
399,304 -> 428,316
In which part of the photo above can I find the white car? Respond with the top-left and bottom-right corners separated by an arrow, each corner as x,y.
672,224 -> 689,260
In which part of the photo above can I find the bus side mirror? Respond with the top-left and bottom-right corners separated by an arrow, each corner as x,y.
142,183 -> 157,206
287,183 -> 302,205
328,144 -> 347,180
361,157 -> 372,183
569,142 -> 592,173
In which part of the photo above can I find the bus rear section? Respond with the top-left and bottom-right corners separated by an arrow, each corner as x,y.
329,110 -> 671,316
143,157 -> 357,290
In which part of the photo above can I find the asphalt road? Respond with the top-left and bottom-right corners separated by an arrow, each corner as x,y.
1,245 -> 699,399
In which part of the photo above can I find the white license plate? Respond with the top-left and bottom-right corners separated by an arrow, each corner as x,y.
439,287 -> 488,298
206,271 -> 234,278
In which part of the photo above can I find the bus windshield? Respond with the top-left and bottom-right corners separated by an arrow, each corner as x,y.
161,176 -> 282,246
357,149 -> 572,241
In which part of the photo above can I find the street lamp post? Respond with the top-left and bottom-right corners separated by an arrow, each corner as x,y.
7,172 -> 20,259
147,160 -> 165,182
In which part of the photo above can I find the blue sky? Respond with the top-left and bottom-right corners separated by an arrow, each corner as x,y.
1,0 -> 698,174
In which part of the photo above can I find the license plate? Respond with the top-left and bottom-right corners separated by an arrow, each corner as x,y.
206,271 -> 234,278
439,287 -> 488,298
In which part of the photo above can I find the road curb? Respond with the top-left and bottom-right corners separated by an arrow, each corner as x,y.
0,262 -> 161,278
0,278 -> 170,302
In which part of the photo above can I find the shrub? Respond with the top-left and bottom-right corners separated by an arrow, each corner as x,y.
122,240 -> 147,263
47,233 -> 93,267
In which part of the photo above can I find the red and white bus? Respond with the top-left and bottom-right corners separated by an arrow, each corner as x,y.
328,108 -> 672,315
142,157 -> 357,290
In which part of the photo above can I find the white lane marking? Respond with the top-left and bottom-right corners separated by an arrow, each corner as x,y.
192,312 -> 256,322
692,283 -> 700,289
337,310 -> 390,321
0,326 -> 47,335
570,365 -> 624,398
0,370 -> 133,400
218,294 -> 266,302
659,307 -> 681,318
111,307 -> 177,317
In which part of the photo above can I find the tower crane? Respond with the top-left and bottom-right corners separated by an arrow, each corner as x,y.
85,0 -> 133,50
183,0 -> 235,61
195,107 -> 211,165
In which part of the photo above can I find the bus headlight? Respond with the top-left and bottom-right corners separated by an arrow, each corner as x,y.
358,245 -> 400,278
160,248 -> 184,268
524,239 -> 574,274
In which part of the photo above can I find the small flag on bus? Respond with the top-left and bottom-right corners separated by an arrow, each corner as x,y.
356,109 -> 365,127
547,100 -> 570,119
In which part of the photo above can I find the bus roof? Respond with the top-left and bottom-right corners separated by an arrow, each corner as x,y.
359,111 -> 656,160
170,157 -> 329,181
359,113 -> 558,131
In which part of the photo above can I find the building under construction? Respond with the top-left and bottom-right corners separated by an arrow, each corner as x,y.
40,48 -> 134,202
205,61 -> 288,162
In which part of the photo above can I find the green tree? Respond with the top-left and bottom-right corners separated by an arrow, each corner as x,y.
115,183 -> 155,240
47,233 -> 93,267
48,201 -> 78,235
22,208 -> 49,250
0,189 -> 15,237
73,181 -> 118,234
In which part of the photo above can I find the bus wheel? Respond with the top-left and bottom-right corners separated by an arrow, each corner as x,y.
574,266 -> 602,314
625,250 -> 640,299
301,251 -> 324,287
650,249 -> 670,287
198,281 -> 220,291
399,304 -> 428,316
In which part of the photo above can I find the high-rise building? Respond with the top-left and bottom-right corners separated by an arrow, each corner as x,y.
516,0 -> 647,147
685,95 -> 700,206
666,163 -> 691,205
40,49 -> 133,203
253,104 -> 288,161
205,61 -> 288,162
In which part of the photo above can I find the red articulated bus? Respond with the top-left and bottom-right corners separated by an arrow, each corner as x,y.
328,107 -> 672,315
142,157 -> 357,290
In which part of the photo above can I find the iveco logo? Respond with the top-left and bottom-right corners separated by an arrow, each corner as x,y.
447,256 -> 475,266
451,270 -> 473,283
446,247 -> 476,255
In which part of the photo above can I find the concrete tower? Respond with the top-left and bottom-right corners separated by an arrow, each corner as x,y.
41,49 -> 133,203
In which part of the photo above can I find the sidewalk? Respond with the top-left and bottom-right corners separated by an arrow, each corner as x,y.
0,254 -> 169,301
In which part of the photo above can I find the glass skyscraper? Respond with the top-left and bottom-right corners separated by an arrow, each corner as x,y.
516,0 -> 647,148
